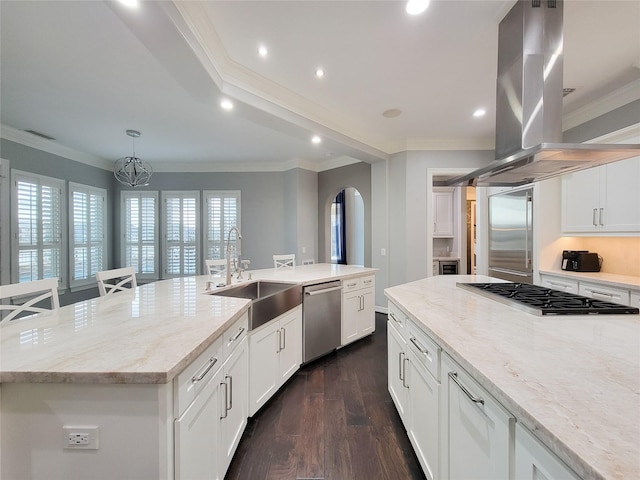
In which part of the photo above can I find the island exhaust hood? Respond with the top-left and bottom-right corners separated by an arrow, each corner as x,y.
446,0 -> 640,187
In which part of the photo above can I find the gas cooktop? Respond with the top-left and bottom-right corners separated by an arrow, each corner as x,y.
457,282 -> 639,316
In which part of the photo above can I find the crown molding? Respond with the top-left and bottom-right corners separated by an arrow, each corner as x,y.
0,124 -> 113,171
563,79 -> 640,131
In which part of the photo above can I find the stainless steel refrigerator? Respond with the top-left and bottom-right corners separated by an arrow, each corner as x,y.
488,188 -> 533,283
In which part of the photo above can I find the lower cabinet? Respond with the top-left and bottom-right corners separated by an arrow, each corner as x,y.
342,276 -> 375,346
248,305 -> 302,416
174,313 -> 249,480
387,316 -> 409,424
441,353 -> 514,479
515,423 -> 580,480
539,272 -> 636,306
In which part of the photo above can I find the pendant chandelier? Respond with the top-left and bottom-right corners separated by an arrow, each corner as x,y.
114,129 -> 153,187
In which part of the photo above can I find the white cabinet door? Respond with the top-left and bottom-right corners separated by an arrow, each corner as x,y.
408,356 -> 440,480
561,167 -> 601,233
443,355 -> 513,480
219,337 -> 248,474
388,320 -> 409,425
433,189 -> 454,237
515,424 -> 579,480
357,288 -> 375,337
174,365 -> 223,480
600,157 -> 640,232
278,306 -> 302,383
630,291 -> 640,309
249,321 -> 280,416
342,289 -> 360,345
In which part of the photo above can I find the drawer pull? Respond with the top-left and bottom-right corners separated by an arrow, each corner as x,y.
449,371 -> 484,406
389,312 -> 401,324
192,356 -> 218,383
410,337 -> 429,356
229,326 -> 245,342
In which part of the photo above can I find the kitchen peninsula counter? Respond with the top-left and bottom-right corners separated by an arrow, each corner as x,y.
0,264 -> 377,385
385,274 -> 639,480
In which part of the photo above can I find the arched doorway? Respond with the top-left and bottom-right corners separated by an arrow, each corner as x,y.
329,187 -> 364,266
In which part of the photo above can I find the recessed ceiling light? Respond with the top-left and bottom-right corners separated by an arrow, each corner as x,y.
220,99 -> 234,111
473,108 -> 486,117
406,0 -> 430,15
311,135 -> 322,144
257,45 -> 268,58
118,0 -> 139,7
383,109 -> 403,118
315,68 -> 325,78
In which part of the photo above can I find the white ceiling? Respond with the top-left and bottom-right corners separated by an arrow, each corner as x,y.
1,0 -> 639,172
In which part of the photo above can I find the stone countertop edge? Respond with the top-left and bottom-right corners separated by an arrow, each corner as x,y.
384,275 -> 639,480
539,269 -> 640,289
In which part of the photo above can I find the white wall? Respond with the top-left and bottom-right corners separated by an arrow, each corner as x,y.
371,161 -> 388,310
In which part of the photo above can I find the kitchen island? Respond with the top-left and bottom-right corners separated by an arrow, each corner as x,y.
385,274 -> 639,480
0,263 -> 377,480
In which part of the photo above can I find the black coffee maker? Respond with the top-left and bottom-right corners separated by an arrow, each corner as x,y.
561,250 -> 602,272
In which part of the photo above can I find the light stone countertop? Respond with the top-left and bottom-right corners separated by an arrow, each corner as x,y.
0,264 -> 377,385
385,274 -> 640,480
539,269 -> 640,290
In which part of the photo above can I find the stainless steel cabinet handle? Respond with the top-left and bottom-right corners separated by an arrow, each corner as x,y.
403,357 -> 410,389
220,381 -> 229,419
191,356 -> 218,383
225,374 -> 233,411
449,371 -> 484,405
398,352 -> 405,382
593,208 -> 598,227
229,327 -> 245,342
281,327 -> 286,350
389,312 -> 401,324
410,337 -> 429,356
589,290 -> 613,299
276,329 -> 282,353
599,207 -> 604,226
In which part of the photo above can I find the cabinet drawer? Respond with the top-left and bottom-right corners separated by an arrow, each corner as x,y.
175,335 -> 223,416
630,291 -> 640,309
388,302 -> 407,336
579,281 -> 630,306
407,320 -> 440,382
343,274 -> 375,293
221,312 -> 249,360
539,275 -> 578,294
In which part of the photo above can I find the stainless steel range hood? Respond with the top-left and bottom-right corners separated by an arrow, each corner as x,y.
446,0 -> 640,187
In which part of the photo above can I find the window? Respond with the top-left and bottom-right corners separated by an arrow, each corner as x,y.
121,191 -> 159,280
11,170 -> 65,285
162,191 -> 200,277
203,191 -> 241,264
69,183 -> 107,288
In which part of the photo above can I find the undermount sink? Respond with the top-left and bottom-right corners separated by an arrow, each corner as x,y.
209,281 -> 302,330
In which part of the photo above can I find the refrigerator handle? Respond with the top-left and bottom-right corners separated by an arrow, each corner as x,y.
525,192 -> 532,269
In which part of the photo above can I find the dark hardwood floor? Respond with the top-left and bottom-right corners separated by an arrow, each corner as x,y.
225,313 -> 426,480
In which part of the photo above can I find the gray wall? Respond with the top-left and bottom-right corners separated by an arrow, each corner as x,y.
317,162 -> 372,265
564,100 -> 640,143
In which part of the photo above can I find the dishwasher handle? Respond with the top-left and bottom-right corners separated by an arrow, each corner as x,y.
305,285 -> 342,296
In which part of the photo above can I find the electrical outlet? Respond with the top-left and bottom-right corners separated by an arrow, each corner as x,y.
63,426 -> 99,450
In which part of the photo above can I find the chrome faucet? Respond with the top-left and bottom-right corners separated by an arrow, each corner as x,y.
225,226 -> 242,285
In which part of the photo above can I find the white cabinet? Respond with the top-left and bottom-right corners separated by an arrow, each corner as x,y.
174,312 -> 249,480
387,310 -> 409,425
579,281 -> 630,306
406,321 -> 441,480
248,305 -> 302,416
631,290 -> 640,309
342,275 -> 375,346
515,423 -> 579,480
562,156 -> 640,234
441,353 -> 514,480
539,274 -> 578,294
219,336 -> 248,474
433,188 -> 455,238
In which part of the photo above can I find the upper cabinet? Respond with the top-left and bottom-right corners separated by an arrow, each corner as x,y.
561,156 -> 640,235
433,188 -> 455,238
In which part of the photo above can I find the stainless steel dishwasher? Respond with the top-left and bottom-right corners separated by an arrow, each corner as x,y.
302,280 -> 342,363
